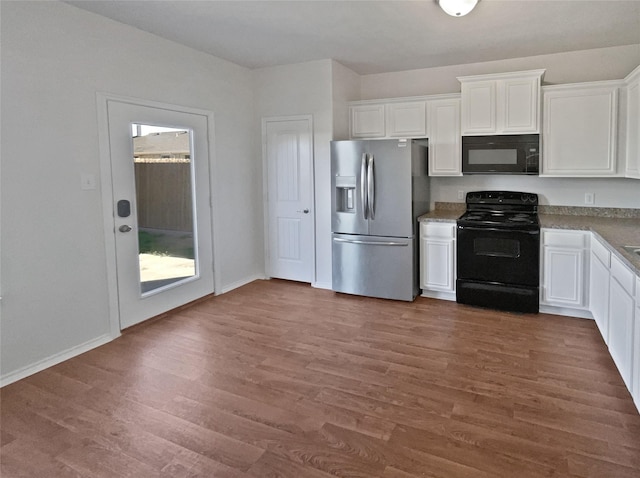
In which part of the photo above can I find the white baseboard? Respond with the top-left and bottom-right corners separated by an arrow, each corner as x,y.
216,273 -> 266,295
421,290 -> 457,301
539,305 -> 593,319
312,281 -> 332,290
0,333 -> 116,387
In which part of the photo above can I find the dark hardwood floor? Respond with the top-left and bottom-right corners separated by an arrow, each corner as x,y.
2,279 -> 639,477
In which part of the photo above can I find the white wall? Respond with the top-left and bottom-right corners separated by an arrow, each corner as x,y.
331,61 -> 361,141
253,60 -> 334,289
361,45 -> 640,99
1,1 -> 262,380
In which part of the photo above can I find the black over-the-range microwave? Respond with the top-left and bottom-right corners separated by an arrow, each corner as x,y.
462,134 -> 540,175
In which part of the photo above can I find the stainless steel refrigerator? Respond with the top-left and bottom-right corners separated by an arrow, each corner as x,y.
331,139 -> 430,301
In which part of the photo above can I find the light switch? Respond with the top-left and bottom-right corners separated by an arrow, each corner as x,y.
81,173 -> 96,190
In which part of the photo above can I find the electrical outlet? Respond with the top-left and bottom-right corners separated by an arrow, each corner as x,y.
457,190 -> 464,200
584,192 -> 595,205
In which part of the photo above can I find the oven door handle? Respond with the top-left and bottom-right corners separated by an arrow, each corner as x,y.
457,225 -> 540,234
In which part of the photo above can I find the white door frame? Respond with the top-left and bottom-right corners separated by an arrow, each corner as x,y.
261,115 -> 316,284
97,93 -> 220,336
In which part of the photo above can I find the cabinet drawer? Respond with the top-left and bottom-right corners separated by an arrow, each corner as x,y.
591,235 -> 611,267
611,254 -> 635,295
421,222 -> 456,239
542,230 -> 588,248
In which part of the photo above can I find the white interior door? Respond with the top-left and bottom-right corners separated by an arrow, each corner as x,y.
106,99 -> 214,329
265,117 -> 314,283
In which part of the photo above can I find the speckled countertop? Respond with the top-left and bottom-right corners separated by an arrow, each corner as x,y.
419,203 -> 640,275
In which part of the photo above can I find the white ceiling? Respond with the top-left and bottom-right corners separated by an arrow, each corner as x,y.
67,0 -> 640,75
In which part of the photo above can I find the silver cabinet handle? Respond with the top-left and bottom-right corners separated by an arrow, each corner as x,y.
119,225 -> 132,233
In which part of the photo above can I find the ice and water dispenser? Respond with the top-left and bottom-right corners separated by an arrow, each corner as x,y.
335,176 -> 357,213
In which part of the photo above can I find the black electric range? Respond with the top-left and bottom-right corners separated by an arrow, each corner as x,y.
456,191 -> 541,313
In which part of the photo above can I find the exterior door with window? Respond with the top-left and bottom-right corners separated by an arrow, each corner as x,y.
105,99 -> 214,329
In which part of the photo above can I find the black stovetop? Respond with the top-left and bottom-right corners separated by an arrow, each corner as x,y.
457,191 -> 540,231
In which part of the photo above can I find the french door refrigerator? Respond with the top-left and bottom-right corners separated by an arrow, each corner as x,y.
331,139 -> 430,301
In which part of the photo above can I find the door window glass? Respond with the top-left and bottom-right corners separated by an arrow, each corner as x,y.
131,124 -> 197,295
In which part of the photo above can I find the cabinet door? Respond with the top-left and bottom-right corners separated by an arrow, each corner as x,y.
387,101 -> 426,137
350,104 -> 385,138
542,84 -> 618,176
422,238 -> 455,292
542,247 -> 585,308
626,72 -> 640,178
461,81 -> 496,134
427,98 -> 462,176
633,277 -> 640,410
502,77 -> 539,133
609,278 -> 635,389
590,252 -> 610,344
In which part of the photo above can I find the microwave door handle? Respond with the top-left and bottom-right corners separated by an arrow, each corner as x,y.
360,153 -> 368,220
367,155 -> 375,220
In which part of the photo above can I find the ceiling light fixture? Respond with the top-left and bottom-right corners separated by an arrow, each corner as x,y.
437,0 -> 479,17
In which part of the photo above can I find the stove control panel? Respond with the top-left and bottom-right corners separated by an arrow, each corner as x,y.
466,190 -> 538,206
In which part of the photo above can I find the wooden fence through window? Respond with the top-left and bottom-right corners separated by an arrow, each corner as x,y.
134,161 -> 193,232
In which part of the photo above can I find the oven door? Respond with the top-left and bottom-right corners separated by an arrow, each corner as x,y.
456,225 -> 540,286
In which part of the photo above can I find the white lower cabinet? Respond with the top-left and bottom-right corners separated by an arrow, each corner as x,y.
541,230 -> 589,311
590,236 -> 611,343
608,255 -> 636,390
633,276 -> 640,410
420,222 -> 456,301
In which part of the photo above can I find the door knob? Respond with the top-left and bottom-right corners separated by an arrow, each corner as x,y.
119,225 -> 132,233
297,208 -> 309,214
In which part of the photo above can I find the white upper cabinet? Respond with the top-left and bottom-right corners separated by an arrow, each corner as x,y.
542,81 -> 620,176
458,70 -> 545,135
460,80 -> 496,133
625,65 -> 640,179
350,103 -> 386,138
427,97 -> 462,176
387,101 -> 427,137
349,100 -> 427,139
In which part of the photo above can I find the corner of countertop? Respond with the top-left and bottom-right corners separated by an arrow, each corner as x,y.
418,202 -> 465,222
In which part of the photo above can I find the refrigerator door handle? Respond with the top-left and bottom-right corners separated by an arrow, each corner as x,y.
360,153 -> 368,220
333,237 -> 408,247
367,154 -> 375,219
